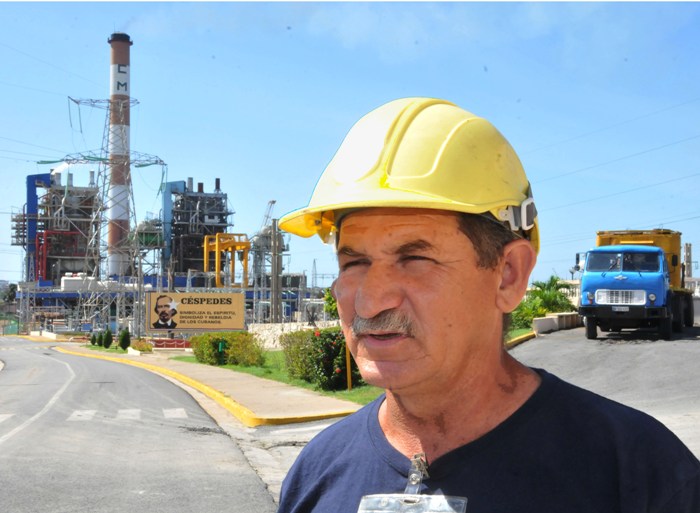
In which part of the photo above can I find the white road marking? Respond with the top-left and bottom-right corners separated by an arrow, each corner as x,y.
116,409 -> 141,420
0,414 -> 14,425
0,357 -> 76,445
67,410 -> 97,421
163,408 -> 188,419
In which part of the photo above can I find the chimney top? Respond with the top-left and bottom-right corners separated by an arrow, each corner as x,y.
108,32 -> 132,45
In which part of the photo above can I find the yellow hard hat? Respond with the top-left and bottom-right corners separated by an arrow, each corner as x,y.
279,97 -> 539,253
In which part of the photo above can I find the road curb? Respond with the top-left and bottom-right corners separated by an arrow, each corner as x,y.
53,346 -> 356,428
505,331 -> 536,350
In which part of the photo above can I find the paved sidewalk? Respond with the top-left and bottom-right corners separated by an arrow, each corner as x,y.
52,343 -> 361,427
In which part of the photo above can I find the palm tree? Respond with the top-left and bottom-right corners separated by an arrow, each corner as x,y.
528,276 -> 576,313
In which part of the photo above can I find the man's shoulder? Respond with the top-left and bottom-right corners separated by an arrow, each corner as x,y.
544,371 -> 700,510
543,369 -> 661,421
541,369 -> 661,426
538,369 -> 696,458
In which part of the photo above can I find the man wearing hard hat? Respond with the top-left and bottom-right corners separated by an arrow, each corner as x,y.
277,98 -> 700,513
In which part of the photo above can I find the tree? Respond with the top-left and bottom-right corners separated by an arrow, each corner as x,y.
2,284 -> 17,303
323,287 -> 338,319
118,329 -> 131,351
511,275 -> 576,329
529,276 -> 576,313
103,328 -> 113,349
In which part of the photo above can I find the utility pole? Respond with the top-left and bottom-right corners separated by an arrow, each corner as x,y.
270,219 -> 283,323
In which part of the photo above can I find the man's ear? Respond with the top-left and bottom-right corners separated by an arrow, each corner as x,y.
495,239 -> 537,314
330,279 -> 338,300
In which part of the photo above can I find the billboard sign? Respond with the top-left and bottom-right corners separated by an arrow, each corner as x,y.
146,292 -> 245,332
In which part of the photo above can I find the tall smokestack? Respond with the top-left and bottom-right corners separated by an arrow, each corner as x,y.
107,32 -> 132,277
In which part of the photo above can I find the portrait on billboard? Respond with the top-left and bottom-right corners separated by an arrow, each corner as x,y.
152,294 -> 178,329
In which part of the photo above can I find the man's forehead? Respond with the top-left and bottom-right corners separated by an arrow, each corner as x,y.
337,208 -> 462,250
339,208 -> 459,235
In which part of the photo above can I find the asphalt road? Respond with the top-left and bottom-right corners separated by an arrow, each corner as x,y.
0,336 -> 276,513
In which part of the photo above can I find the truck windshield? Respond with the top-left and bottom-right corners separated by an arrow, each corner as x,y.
586,252 -> 659,272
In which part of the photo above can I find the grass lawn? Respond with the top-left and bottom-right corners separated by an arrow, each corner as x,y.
506,328 -> 533,340
83,345 -> 128,354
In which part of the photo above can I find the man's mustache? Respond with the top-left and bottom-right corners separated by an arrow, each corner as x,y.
351,310 -> 415,338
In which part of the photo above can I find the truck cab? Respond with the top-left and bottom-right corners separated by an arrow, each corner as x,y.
579,245 -> 672,339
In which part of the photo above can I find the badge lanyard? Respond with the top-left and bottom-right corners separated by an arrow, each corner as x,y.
357,454 -> 468,513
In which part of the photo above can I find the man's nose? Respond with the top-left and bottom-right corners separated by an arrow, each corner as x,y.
354,264 -> 403,320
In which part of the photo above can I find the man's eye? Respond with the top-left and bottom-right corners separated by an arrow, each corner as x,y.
401,255 -> 432,263
340,259 -> 367,272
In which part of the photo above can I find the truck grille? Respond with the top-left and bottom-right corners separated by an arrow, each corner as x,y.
595,289 -> 646,305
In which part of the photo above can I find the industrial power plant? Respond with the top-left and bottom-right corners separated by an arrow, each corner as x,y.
9,33 -> 328,339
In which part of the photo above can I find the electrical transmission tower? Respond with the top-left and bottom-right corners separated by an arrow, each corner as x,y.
35,97 -> 168,332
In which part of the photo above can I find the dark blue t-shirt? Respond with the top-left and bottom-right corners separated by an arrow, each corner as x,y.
278,369 -> 700,513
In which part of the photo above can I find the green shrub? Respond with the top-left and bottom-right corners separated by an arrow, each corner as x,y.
511,296 -> 547,330
104,328 -> 114,349
96,331 -> 104,347
280,330 -> 315,381
131,339 -> 153,353
323,288 -> 339,319
118,329 -> 131,351
511,276 -> 577,330
190,333 -> 223,365
310,327 -> 363,390
90,333 -> 97,346
223,331 -> 265,367
103,328 -> 113,349
280,327 -> 363,390
190,332 -> 265,367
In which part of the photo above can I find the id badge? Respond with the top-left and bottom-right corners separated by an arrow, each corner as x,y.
357,494 -> 467,513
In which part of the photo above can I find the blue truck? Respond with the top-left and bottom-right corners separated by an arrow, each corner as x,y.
577,229 -> 694,340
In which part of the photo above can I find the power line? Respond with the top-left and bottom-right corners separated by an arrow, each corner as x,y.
0,149 -> 57,160
541,213 -> 700,250
0,135 -> 67,154
0,79 -> 67,98
541,171 -> 700,212
533,133 -> 700,184
522,97 -> 700,155
0,41 -> 101,86
0,155 -> 43,163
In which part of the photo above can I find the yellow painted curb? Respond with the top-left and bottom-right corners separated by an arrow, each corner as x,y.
53,347 -> 355,428
505,331 -> 536,350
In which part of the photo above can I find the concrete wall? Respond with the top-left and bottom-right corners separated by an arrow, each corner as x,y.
532,312 -> 583,335
249,320 -> 341,349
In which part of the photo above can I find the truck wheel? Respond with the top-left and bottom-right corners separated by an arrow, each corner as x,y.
672,295 -> 684,332
659,317 -> 672,340
684,295 -> 694,327
585,319 -> 597,340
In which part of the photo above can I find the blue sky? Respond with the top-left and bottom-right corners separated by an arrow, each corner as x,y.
1,2 -> 699,287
